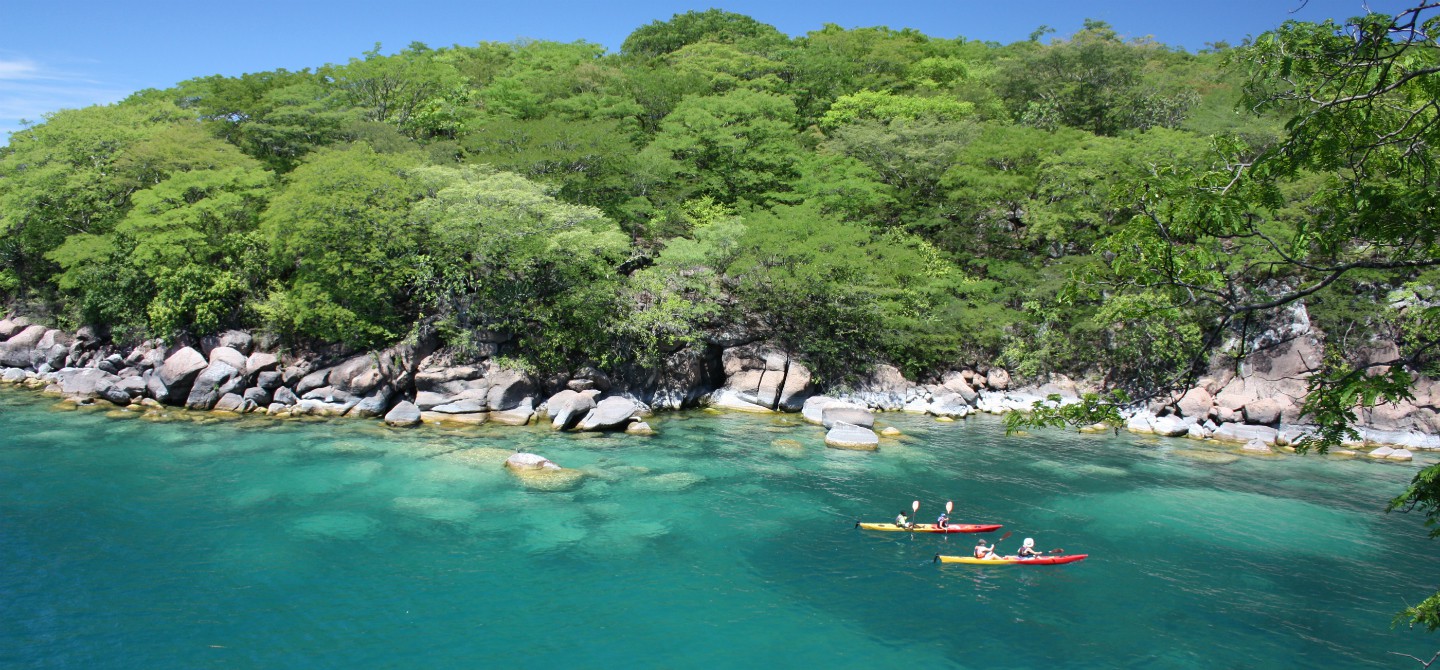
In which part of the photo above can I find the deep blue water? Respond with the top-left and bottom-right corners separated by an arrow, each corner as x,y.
2,389 -> 1438,668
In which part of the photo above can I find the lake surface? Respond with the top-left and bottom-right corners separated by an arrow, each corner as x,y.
2,389 -> 1437,668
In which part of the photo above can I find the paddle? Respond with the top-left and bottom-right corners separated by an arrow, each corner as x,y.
942,500 -> 953,529
988,531 -> 1012,555
910,500 -> 919,531
1049,549 -> 1065,555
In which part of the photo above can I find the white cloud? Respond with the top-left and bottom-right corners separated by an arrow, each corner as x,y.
0,59 -> 43,80
0,57 -> 133,142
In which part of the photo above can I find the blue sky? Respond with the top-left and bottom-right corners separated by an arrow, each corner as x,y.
0,0 -> 1419,141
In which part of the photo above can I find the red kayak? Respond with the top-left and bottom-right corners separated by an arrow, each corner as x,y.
856,522 -> 1003,534
936,553 -> 1088,565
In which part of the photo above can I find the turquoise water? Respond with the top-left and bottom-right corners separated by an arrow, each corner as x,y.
2,390 -> 1438,668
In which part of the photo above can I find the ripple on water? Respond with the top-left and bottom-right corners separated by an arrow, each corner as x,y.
1031,459 -> 1129,479
580,519 -> 671,557
290,511 -> 381,540
633,471 -> 707,491
1045,487 -> 1375,559
392,496 -> 484,524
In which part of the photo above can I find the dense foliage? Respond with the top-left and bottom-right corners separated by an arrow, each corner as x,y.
2,14 -> 1258,383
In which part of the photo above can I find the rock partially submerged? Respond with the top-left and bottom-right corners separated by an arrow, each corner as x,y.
825,421 -> 879,450
504,452 -> 584,491
577,396 -> 642,431
384,401 -> 422,427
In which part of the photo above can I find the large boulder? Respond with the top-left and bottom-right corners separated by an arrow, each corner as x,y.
97,354 -> 125,374
1212,422 -> 1279,445
825,422 -> 880,450
384,401 -> 422,427
716,343 -> 812,411
647,346 -> 720,410
490,398 -> 535,426
36,330 -> 72,369
185,361 -> 241,410
578,396 -> 642,431
775,360 -> 814,412
570,365 -> 612,392
246,352 -> 279,374
0,325 -> 49,368
414,391 -> 452,411
158,347 -> 209,389
115,374 -> 147,394
1174,387 -> 1215,419
272,387 -> 299,406
430,399 -> 487,414
415,365 -> 484,391
504,452 -> 585,491
217,330 -> 254,355
486,368 -> 536,411
302,386 -> 355,404
213,393 -> 249,413
73,325 -> 106,351
327,354 -> 386,395
146,374 -> 173,403
291,397 -> 360,417
349,386 -> 395,418
802,396 -> 864,425
255,370 -> 283,390
821,406 -> 875,429
941,371 -> 979,403
710,372 -> 772,412
1126,413 -> 1157,434
420,409 -> 489,426
1243,399 -> 1284,426
295,368 -> 332,396
0,317 -> 30,339
56,368 -> 118,398
207,346 -> 249,374
1150,415 -> 1193,437
242,387 -> 272,407
505,452 -> 560,471
545,389 -> 598,430
985,368 -> 1012,391
929,393 -> 970,418
96,381 -> 132,406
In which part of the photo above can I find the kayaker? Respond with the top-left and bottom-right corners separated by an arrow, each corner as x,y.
895,511 -> 913,529
935,512 -> 950,529
973,539 -> 996,560
1016,538 -> 1040,559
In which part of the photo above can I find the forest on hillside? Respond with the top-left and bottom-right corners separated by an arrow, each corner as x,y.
0,9 -> 1434,404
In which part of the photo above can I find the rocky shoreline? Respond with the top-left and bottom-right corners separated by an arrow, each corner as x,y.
1,314 -> 1437,459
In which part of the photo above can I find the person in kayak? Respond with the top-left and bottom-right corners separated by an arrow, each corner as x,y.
895,511 -> 913,529
935,512 -> 950,530
1016,538 -> 1041,559
973,538 -> 996,560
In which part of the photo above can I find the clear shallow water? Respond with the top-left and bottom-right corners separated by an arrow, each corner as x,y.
2,391 -> 1438,669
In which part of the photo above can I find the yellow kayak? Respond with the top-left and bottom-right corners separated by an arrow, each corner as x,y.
856,522 -> 1002,534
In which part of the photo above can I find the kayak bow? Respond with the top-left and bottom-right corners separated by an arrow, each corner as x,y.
935,554 -> 1088,565
857,522 -> 1002,534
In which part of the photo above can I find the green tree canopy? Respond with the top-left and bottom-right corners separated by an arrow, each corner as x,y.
259,144 -> 427,346
621,9 -> 790,59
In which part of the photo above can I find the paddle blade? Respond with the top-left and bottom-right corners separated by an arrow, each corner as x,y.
912,500 -> 920,513
1049,549 -> 1065,554
999,531 -> 1012,541
945,500 -> 954,514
